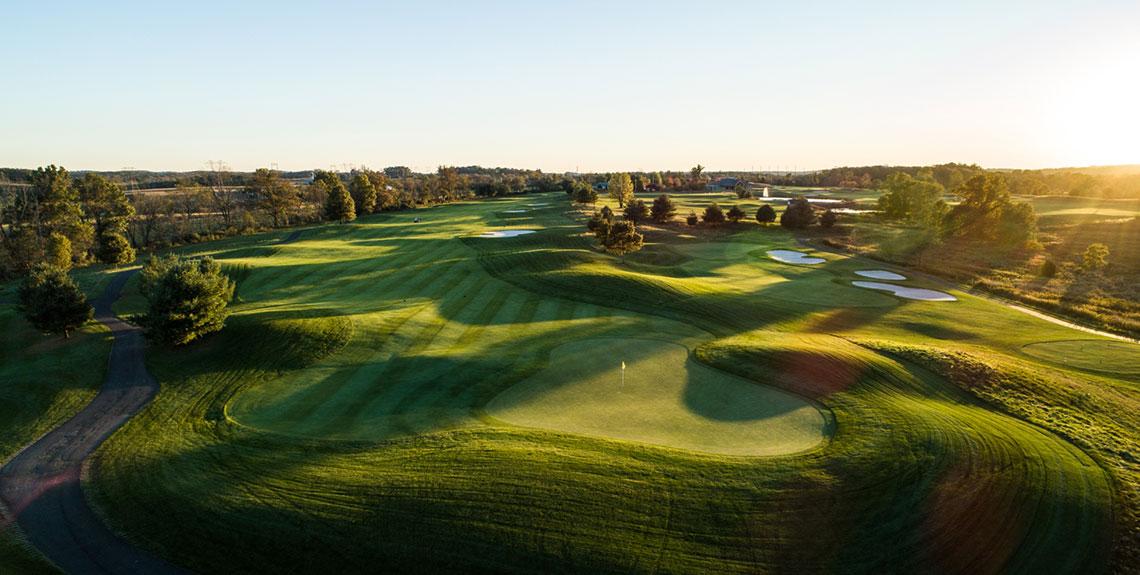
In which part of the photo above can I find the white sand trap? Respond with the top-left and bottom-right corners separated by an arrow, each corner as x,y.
852,281 -> 956,301
758,198 -> 844,204
502,209 -> 528,213
527,203 -> 550,207
478,230 -> 536,238
768,250 -> 826,265
855,270 -> 907,281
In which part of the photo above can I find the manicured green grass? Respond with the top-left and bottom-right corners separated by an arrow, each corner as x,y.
17,191 -> 1121,572
486,337 -> 826,456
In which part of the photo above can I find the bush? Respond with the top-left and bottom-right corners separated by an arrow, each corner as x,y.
820,209 -> 838,228
96,231 -> 136,265
139,255 -> 236,346
602,220 -> 643,254
18,263 -> 92,338
624,199 -> 649,224
756,204 -> 777,224
735,187 -> 753,199
1040,259 -> 1057,278
686,212 -> 699,226
1081,243 -> 1109,270
573,184 -> 598,204
599,205 -> 614,223
45,232 -> 72,270
780,197 -> 817,229
651,194 -> 676,223
703,203 -> 726,224
726,205 -> 746,223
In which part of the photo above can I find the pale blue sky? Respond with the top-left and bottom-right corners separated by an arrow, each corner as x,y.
2,1 -> 1137,172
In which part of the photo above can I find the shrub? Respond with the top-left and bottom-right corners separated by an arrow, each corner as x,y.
602,220 -> 643,254
780,197 -> 817,229
139,255 -> 236,346
1040,259 -> 1057,278
600,205 -> 614,223
96,231 -> 136,265
703,203 -> 726,224
726,205 -> 746,223
624,199 -> 649,224
736,187 -> 753,199
45,232 -> 72,270
1081,243 -> 1109,270
650,194 -> 676,223
820,209 -> 838,228
756,204 -> 777,224
686,212 -> 699,226
573,184 -> 598,204
18,263 -> 92,338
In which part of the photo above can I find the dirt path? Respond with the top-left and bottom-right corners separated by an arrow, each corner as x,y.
0,270 -> 186,574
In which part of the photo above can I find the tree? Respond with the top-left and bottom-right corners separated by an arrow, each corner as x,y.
96,229 -> 135,265
608,173 -> 634,208
756,204 -> 777,224
45,232 -> 72,270
726,205 -> 746,223
77,174 -> 134,263
1040,259 -> 1057,278
686,212 -> 699,226
943,174 -> 1036,247
652,172 -> 664,189
624,199 -> 649,224
780,197 -> 817,229
18,263 -> 92,338
650,194 -> 676,223
702,203 -> 726,224
139,255 -> 236,346
33,165 -> 91,249
249,168 -> 301,227
1081,243 -> 1109,270
597,220 -> 643,254
633,175 -> 646,195
349,172 -> 378,215
877,172 -> 945,224
317,171 -> 355,222
600,205 -> 615,223
572,181 -> 597,204
734,181 -> 753,199
820,209 -> 838,228
690,164 -> 705,180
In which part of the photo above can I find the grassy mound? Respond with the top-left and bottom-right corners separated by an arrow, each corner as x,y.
487,337 -> 826,456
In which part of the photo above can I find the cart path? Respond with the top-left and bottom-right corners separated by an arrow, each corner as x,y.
0,269 -> 186,574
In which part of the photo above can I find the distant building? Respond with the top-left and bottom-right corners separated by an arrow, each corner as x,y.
593,181 -> 609,191
708,177 -> 744,190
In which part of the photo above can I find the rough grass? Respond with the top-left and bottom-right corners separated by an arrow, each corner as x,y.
16,191 -> 1121,573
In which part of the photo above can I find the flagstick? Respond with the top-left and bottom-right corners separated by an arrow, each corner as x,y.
620,360 -> 625,391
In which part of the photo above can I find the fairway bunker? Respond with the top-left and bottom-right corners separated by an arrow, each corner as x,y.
477,230 -> 536,238
768,250 -> 825,265
502,209 -> 528,213
487,338 -> 827,456
855,270 -> 907,281
852,281 -> 956,301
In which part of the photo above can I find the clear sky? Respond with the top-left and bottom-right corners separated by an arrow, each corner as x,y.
2,0 -> 1137,173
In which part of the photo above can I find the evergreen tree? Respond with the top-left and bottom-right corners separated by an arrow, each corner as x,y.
317,172 -> 356,222
1082,243 -> 1109,270
756,204 -> 777,223
349,171 -> 378,215
45,232 -> 72,270
726,205 -> 746,223
650,194 -> 676,223
139,255 -> 236,346
18,263 -> 92,338
780,197 -> 817,229
702,203 -> 726,224
624,199 -> 649,224
97,230 -> 136,265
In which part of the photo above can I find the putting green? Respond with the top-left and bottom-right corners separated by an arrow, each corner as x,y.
1021,339 -> 1140,374
486,338 -> 827,456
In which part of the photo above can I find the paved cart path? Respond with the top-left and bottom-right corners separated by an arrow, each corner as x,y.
0,270 -> 186,574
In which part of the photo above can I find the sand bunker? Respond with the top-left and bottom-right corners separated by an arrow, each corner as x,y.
758,198 -> 843,204
477,230 -> 536,238
502,209 -> 528,213
852,281 -> 956,301
768,250 -> 825,265
855,270 -> 907,281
